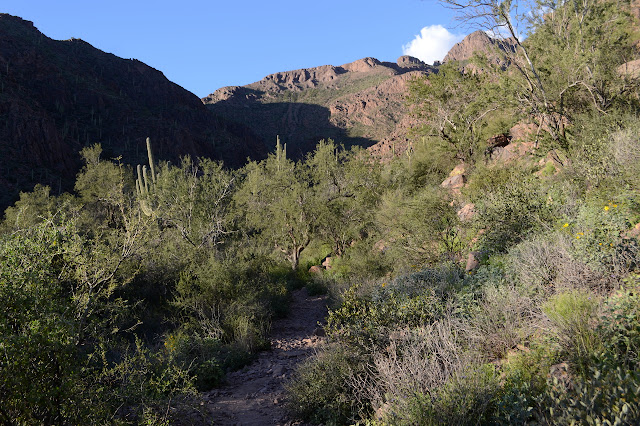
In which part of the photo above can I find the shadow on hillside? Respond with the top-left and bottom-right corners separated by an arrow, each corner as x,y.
207,99 -> 377,159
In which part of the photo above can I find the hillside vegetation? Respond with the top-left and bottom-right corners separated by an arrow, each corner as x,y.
1,0 -> 640,424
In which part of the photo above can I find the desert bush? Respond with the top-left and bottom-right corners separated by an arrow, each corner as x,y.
599,273 -> 640,368
610,121 -> 640,190
542,366 -> 640,425
368,319 -> 495,424
469,169 -> 556,254
542,291 -> 601,372
325,266 -> 457,351
492,341 -> 559,425
461,283 -> 539,360
286,344 -> 366,425
376,185 -> 461,268
507,232 -> 610,293
327,238 -> 392,279
173,256 -> 286,350
96,338 -> 196,424
405,136 -> 456,188
569,198 -> 639,284
164,332 -> 256,391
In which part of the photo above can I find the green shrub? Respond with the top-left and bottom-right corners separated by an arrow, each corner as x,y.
543,291 -> 601,372
543,366 -> 640,425
173,256 -> 286,350
492,340 -> 559,425
381,364 -> 500,425
286,345 -> 365,425
463,284 -> 539,360
569,198 -> 639,282
599,274 -> 640,368
469,169 -> 556,254
325,267 -> 455,351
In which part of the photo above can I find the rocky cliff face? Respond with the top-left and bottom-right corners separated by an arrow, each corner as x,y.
443,30 -> 516,68
203,56 -> 435,159
202,30 -> 517,162
0,14 -> 265,211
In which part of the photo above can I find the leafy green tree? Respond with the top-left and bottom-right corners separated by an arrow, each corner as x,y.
308,140 -> 381,256
526,0 -> 639,120
235,139 -> 320,269
408,62 -> 503,163
150,156 -> 236,249
441,0 -> 639,146
377,185 -> 460,266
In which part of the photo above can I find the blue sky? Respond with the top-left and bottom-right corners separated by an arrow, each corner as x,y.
2,0 -> 466,98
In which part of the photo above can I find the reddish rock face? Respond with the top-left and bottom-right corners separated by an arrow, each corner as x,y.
0,14 -> 265,211
203,56 -> 436,160
443,30 -> 517,69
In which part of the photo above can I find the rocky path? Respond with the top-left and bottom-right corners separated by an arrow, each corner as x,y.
203,288 -> 328,425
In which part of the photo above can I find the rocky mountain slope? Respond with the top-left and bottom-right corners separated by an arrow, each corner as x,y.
443,30 -> 516,66
203,56 -> 436,159
0,14 -> 265,211
0,13 -> 504,212
203,30 -> 509,161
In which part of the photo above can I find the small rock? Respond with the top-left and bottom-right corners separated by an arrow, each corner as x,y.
465,251 -> 481,272
308,265 -> 323,275
457,203 -> 476,222
448,163 -> 467,177
441,174 -> 465,191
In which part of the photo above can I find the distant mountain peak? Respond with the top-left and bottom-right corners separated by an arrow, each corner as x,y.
443,30 -> 516,65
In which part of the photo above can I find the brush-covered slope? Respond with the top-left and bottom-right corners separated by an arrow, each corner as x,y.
203,56 -> 436,159
0,14 -> 265,211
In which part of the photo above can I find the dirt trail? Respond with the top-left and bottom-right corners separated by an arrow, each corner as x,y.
203,288 -> 328,425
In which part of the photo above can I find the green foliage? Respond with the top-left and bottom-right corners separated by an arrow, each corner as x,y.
377,185 -> 461,267
527,0 -> 639,123
151,156 -> 236,248
471,168 -> 556,253
599,274 -> 640,368
408,62 -> 505,163
405,136 -> 456,188
0,223 -> 86,423
543,366 -> 640,425
234,139 -> 318,269
286,344 -> 365,425
173,256 -> 285,352
325,267 -> 456,351
396,365 -> 500,426
543,291 -> 601,371
569,197 -> 639,279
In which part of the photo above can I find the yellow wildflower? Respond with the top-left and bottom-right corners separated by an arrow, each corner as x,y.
604,206 -> 610,211
563,223 -> 569,228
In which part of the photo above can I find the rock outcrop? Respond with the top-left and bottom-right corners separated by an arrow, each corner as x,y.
443,30 -> 516,69
203,56 -> 435,159
0,14 -> 265,212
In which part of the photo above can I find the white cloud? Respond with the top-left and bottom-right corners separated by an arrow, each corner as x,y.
402,25 -> 465,65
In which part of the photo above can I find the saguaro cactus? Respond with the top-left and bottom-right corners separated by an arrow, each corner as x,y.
135,137 -> 157,217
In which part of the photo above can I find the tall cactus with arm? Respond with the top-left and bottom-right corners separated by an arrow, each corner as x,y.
135,137 -> 157,217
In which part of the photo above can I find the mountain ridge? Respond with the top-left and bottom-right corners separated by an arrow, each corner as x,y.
0,13 -> 266,211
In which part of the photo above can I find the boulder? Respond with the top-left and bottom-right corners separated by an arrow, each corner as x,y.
321,256 -> 333,269
457,203 -> 476,222
441,174 -> 465,191
465,251 -> 481,272
308,265 -> 323,275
